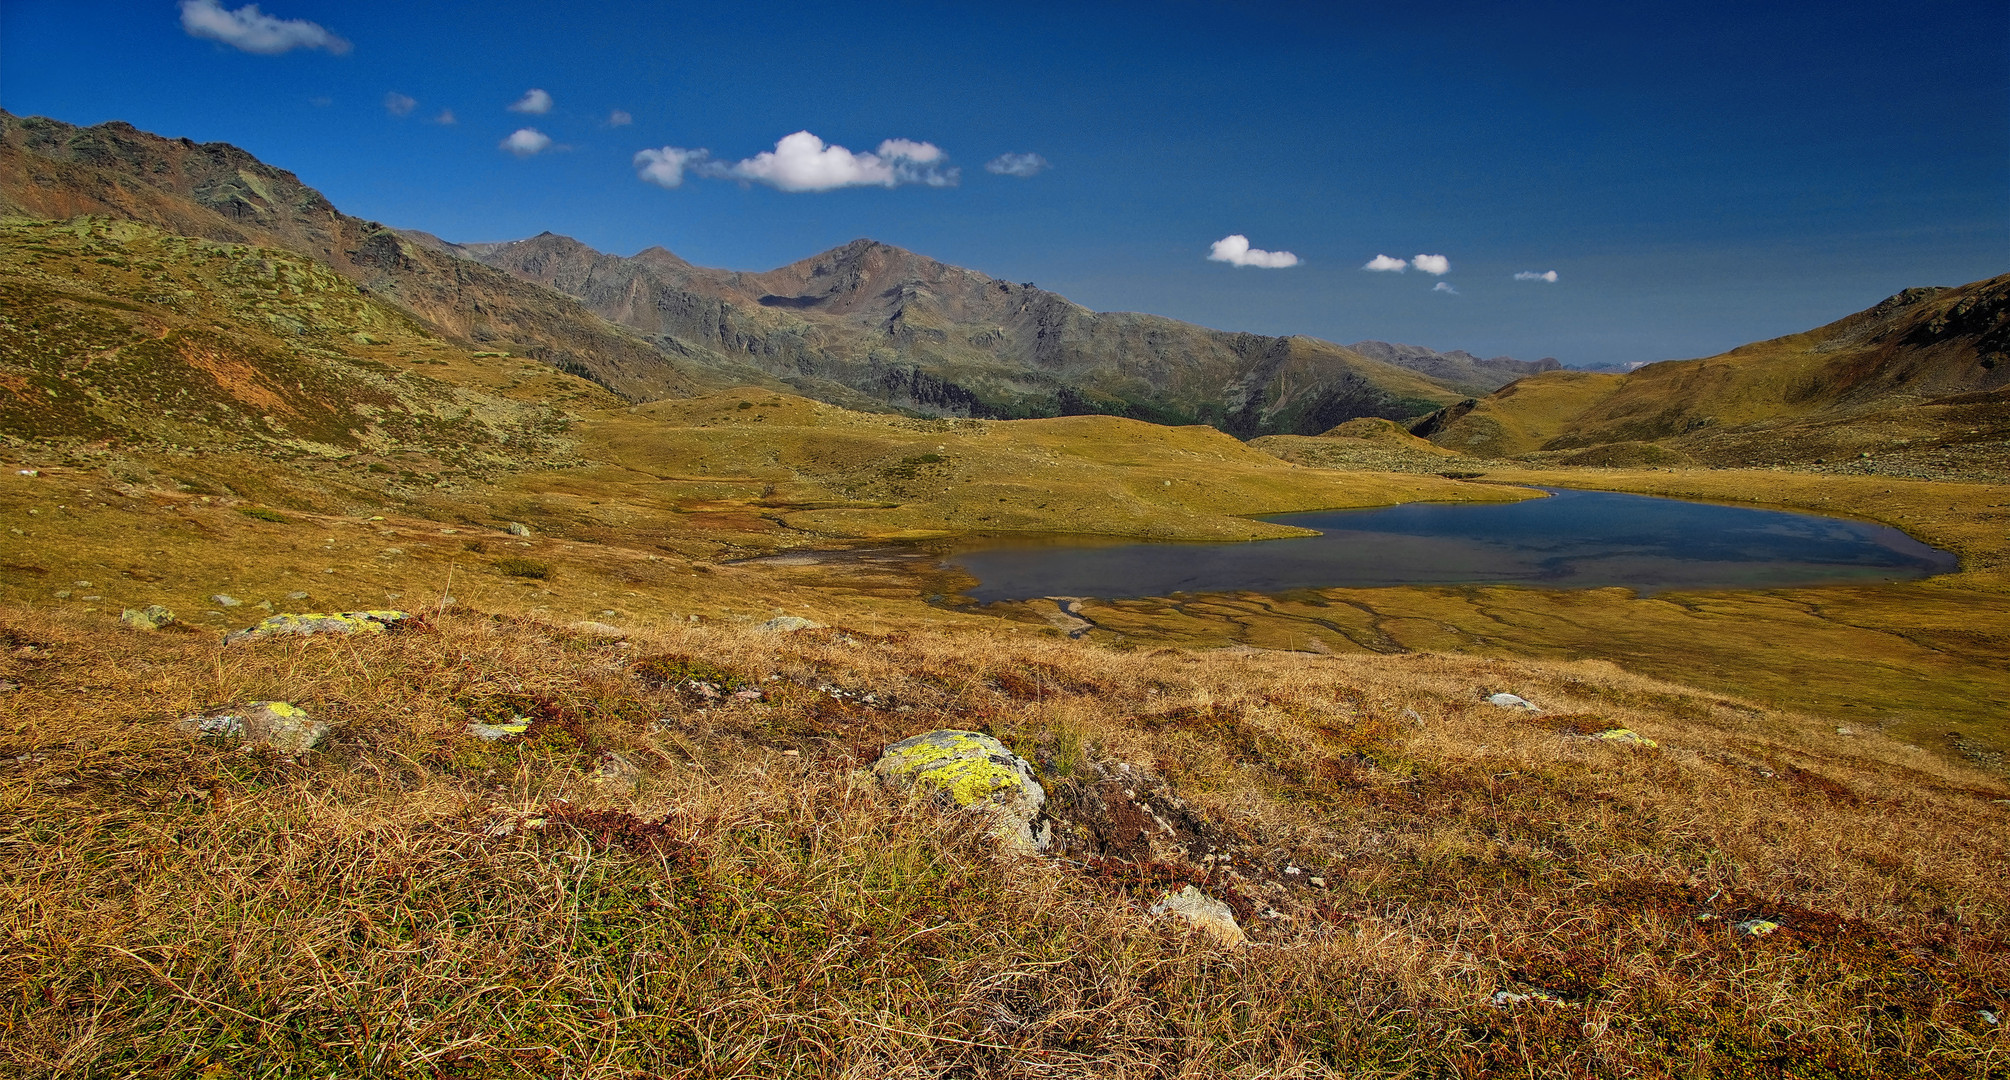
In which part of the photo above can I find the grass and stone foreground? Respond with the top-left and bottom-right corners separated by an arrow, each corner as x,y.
2,597 -> 2005,1078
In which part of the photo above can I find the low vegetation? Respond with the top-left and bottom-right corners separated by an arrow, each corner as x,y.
2,605 -> 2004,1077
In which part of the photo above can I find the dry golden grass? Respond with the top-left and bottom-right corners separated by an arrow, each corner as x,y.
2,603 -> 2005,1077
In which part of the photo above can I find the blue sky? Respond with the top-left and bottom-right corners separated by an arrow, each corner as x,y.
2,1 -> 2004,368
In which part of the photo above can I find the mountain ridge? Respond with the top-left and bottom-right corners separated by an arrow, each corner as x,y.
1405,274 -> 2010,475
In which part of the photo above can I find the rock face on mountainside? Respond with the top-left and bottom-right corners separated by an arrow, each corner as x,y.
1407,275 -> 2010,474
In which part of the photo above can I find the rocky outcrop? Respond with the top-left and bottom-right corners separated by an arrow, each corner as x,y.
224,610 -> 410,645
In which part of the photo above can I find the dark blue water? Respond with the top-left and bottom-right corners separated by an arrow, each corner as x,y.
946,488 -> 1959,602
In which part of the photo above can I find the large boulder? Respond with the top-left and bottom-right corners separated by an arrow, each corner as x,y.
178,701 -> 329,753
873,729 -> 1050,852
225,610 -> 409,645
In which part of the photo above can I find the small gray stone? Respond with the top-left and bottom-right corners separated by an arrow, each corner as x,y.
505,522 -> 532,537
1487,692 -> 1539,711
590,751 -> 644,792
757,616 -> 823,633
1150,885 -> 1247,946
210,594 -> 242,607
121,605 -> 176,631
178,701 -> 328,753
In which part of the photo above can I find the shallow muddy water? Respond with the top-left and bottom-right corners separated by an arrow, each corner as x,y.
945,487 -> 1959,602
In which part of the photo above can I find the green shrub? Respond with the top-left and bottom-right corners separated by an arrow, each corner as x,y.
493,557 -> 550,579
237,506 -> 290,524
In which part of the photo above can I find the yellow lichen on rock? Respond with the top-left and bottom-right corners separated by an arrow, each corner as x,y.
873,729 -> 1049,851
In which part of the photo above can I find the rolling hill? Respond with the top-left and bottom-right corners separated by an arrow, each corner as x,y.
1407,275 -> 2010,475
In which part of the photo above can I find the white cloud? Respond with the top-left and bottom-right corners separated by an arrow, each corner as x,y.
608,109 -> 633,127
876,138 -> 944,164
180,0 -> 349,55
1412,254 -> 1451,276
1208,235 -> 1300,269
509,88 -> 553,115
433,108 -> 456,125
500,128 -> 552,157
714,131 -> 957,191
1433,281 -> 1458,294
383,91 -> 416,116
1514,270 -> 1559,282
634,146 -> 711,188
985,152 -> 1050,177
1362,254 -> 1408,272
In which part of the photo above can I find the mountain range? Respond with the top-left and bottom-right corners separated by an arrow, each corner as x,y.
0,110 -> 1554,437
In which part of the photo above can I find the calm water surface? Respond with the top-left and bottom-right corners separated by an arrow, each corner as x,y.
946,488 -> 1958,602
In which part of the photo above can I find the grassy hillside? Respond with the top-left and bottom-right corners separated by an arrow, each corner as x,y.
1411,276 -> 2010,475
1,600 -> 2004,1077
2,143 -> 2008,1078
0,111 -> 754,402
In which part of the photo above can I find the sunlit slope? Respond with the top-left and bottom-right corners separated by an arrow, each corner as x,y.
0,218 -> 613,472
0,111 -> 746,401
557,389 -> 1528,542
1416,275 -> 2010,465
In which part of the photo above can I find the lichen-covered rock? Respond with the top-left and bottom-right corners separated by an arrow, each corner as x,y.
121,605 -> 176,631
1150,885 -> 1247,946
467,718 -> 530,741
1591,728 -> 1658,748
590,751 -> 644,792
178,701 -> 328,753
225,610 -> 409,645
873,729 -> 1049,851
758,616 -> 823,633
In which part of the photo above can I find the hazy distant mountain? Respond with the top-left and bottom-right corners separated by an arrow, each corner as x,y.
0,110 -> 1482,436
1344,341 -> 1562,395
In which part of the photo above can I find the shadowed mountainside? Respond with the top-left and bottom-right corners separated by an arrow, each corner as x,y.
1405,275 -> 2010,474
